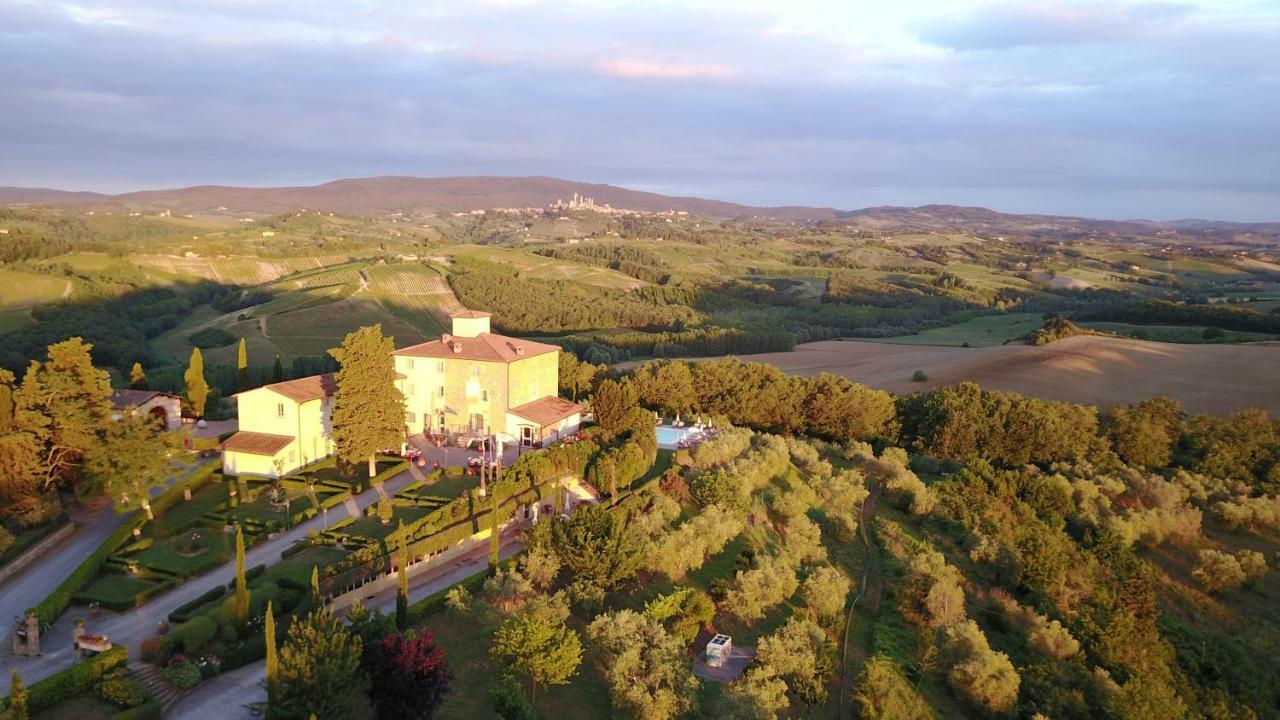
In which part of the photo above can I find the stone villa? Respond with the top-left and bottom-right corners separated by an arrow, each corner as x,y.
220,310 -> 582,476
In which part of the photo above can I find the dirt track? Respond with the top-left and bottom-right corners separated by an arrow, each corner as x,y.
705,336 -> 1280,416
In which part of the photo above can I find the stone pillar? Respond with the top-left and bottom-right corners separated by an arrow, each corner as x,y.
72,620 -> 84,659
26,611 -> 40,656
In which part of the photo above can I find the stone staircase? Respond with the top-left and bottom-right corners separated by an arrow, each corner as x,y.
129,662 -> 186,716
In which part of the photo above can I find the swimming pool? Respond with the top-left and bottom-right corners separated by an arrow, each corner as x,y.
656,425 -> 702,449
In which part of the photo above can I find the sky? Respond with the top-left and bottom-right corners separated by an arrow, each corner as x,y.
1,0 -> 1278,220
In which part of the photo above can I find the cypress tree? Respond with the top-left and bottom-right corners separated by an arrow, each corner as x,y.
272,355 -> 284,383
235,525 -> 249,626
311,565 -> 321,603
184,347 -> 209,418
264,600 -> 278,714
328,325 -> 405,478
396,527 -> 409,631
9,669 -> 28,720
489,489 -> 501,567
129,362 -> 148,390
237,338 -> 250,391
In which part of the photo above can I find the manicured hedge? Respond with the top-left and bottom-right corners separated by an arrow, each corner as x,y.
1,645 -> 128,715
37,462 -> 221,624
111,699 -> 162,720
168,585 -> 227,624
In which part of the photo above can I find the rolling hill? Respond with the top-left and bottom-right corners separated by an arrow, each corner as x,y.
4,176 -> 1278,243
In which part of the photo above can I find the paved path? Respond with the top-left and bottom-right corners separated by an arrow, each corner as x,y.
0,465 -> 417,695
171,536 -> 526,719
0,461 -> 215,626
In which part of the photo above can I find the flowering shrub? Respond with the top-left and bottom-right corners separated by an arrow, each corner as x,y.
162,658 -> 202,689
96,670 -> 148,708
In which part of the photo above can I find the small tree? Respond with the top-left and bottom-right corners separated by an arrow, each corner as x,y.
587,610 -> 700,720
367,632 -> 454,720
8,669 -> 29,720
329,325 -> 405,478
853,655 -> 934,720
275,607 -> 364,719
377,497 -> 394,525
272,356 -> 284,383
520,546 -> 561,590
943,620 -> 1020,714
237,338 -> 250,392
184,347 -> 209,418
756,616 -> 837,708
84,414 -> 173,519
492,612 -> 582,702
234,526 -> 249,626
129,362 -> 149,390
802,565 -> 852,621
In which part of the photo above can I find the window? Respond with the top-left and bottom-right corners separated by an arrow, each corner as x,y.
437,386 -> 445,398
276,403 -> 284,418
288,450 -> 296,462
471,365 -> 480,376
406,359 -> 414,369
437,361 -> 444,373
482,390 -> 489,402
407,383 -> 415,395
406,411 -> 416,424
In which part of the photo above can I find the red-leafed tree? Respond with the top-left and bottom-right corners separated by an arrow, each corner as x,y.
367,632 -> 454,720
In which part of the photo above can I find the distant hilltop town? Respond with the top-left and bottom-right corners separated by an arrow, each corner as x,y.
551,192 -> 606,212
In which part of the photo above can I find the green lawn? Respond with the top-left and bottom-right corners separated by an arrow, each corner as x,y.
859,312 -> 1044,347
74,574 -> 164,609
342,505 -> 433,542
148,481 -> 230,538
133,530 -> 231,576
407,471 -> 479,502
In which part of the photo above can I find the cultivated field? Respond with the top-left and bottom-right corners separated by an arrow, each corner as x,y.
705,336 -> 1280,415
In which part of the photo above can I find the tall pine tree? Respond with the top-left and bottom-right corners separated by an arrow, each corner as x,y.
328,325 -> 405,478
237,338 -> 250,392
14,337 -> 114,491
184,347 -> 209,418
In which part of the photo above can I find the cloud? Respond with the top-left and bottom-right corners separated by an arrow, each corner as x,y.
918,1 -> 1195,50
594,59 -> 735,81
0,0 -> 1277,219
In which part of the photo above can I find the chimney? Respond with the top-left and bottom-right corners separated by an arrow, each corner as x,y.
514,344 -> 525,356
452,341 -> 463,354
441,333 -> 451,343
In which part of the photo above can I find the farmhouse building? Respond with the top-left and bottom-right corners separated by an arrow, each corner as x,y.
110,389 -> 182,432
220,373 -> 337,476
394,310 -> 582,446
220,310 -> 580,476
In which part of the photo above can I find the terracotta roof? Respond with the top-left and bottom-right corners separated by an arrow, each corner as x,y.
110,389 -> 178,410
394,333 -> 559,363
509,396 -> 583,427
451,309 -> 492,318
219,431 -> 294,456
256,373 -> 337,403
